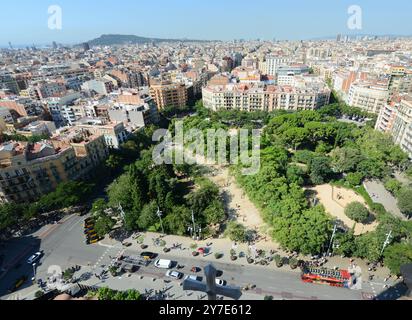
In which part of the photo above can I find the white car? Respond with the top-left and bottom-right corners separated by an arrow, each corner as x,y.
166,270 -> 184,280
154,259 -> 173,269
184,275 -> 202,282
27,252 -> 42,264
215,279 -> 227,286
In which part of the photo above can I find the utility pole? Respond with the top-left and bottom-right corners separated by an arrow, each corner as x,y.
326,223 -> 338,257
380,230 -> 393,257
191,210 -> 196,240
32,263 -> 36,283
157,207 -> 165,235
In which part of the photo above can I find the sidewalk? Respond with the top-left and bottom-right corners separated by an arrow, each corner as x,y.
101,231 -> 393,283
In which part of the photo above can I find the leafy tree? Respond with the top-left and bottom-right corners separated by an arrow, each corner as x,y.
91,198 -> 107,217
333,232 -> 356,257
187,179 -> 220,215
354,233 -> 382,262
397,187 -> 412,217
293,150 -> 315,165
272,206 -> 331,255
107,174 -> 134,211
345,202 -> 370,223
330,147 -> 363,173
163,206 -> 191,236
128,165 -> 149,212
281,127 -> 308,150
225,221 -> 247,242
94,215 -> 116,238
286,165 -> 305,186
384,243 -> 412,275
96,287 -> 141,301
105,154 -> 122,174
345,172 -> 364,186
137,201 -> 160,230
309,156 -> 332,185
384,179 -> 403,196
203,200 -> 226,225
148,165 -> 177,211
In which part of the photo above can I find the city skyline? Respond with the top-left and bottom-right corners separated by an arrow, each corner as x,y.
2,0 -> 412,46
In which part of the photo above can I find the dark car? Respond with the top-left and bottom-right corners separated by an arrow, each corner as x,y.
140,252 -> 157,260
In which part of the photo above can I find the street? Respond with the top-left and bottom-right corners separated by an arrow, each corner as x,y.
1,212 -> 405,300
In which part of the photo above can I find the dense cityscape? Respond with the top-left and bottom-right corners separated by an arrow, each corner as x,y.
0,2 -> 412,306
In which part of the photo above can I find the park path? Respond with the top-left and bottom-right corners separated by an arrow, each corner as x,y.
363,180 -> 407,221
174,144 -> 280,249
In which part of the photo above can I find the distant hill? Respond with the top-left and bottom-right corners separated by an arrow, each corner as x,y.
86,34 -> 215,46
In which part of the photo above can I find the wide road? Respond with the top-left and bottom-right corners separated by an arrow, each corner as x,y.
0,213 -> 401,300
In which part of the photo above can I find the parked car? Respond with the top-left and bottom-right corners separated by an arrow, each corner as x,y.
184,275 -> 202,282
166,270 -> 184,280
215,279 -> 227,286
140,252 -> 157,260
154,259 -> 173,269
27,252 -> 43,264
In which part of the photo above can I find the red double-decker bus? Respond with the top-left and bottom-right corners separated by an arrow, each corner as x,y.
301,265 -> 352,288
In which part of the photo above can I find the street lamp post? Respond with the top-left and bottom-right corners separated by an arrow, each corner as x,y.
157,207 -> 165,235
191,210 -> 196,240
326,222 -> 338,257
32,263 -> 36,283
380,230 -> 393,257
188,226 -> 193,239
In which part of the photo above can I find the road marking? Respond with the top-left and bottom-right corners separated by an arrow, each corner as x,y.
67,218 -> 83,232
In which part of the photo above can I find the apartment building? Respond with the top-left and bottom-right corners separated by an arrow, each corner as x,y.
264,56 -> 291,76
108,91 -> 159,130
14,121 -> 57,138
202,83 -> 330,112
0,128 -> 108,203
375,103 -> 397,133
0,107 -> 13,124
75,118 -> 128,149
391,97 -> 412,159
44,92 -> 82,127
333,71 -> 358,94
149,81 -> 188,110
346,81 -> 389,114
0,97 -> 44,117
81,79 -> 116,95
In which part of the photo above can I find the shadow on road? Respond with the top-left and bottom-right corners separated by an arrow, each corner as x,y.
0,235 -> 42,297
374,282 -> 408,300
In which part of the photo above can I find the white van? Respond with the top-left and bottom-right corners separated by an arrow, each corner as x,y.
154,259 -> 173,269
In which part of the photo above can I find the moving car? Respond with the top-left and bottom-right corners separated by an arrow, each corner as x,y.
140,252 -> 157,260
154,259 -> 173,269
27,252 -> 42,264
166,270 -> 184,280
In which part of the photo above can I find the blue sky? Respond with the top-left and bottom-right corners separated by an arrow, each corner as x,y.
1,0 -> 412,46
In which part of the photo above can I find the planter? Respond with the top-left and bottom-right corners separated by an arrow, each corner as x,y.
215,253 -> 223,260
276,263 -> 283,268
192,251 -> 199,257
140,244 -> 148,250
163,248 -> 170,253
230,256 -> 237,261
247,258 -> 254,264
